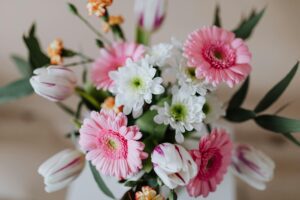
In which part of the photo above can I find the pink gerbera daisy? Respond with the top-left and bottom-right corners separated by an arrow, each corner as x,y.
79,109 -> 148,179
183,26 -> 252,87
91,42 -> 145,90
187,129 -> 233,197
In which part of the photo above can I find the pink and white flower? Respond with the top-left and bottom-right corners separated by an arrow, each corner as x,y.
134,0 -> 167,32
151,143 -> 198,189
30,66 -> 77,102
91,42 -> 145,90
187,129 -> 233,197
79,109 -> 148,179
183,26 -> 252,87
231,144 -> 275,190
38,149 -> 85,193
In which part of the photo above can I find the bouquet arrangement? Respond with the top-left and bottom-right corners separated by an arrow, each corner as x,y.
1,0 -> 300,199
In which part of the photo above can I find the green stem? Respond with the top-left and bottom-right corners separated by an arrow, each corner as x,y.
102,10 -> 126,41
75,51 -> 94,61
76,13 -> 111,45
64,59 -> 94,67
136,27 -> 151,45
206,124 -> 212,133
75,101 -> 84,119
75,87 -> 101,110
56,102 -> 76,116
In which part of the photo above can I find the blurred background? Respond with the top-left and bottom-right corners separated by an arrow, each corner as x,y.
0,0 -> 300,199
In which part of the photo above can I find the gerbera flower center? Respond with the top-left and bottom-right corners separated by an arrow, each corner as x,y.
170,103 -> 188,121
107,139 -> 118,150
99,130 -> 128,159
198,148 -> 222,181
202,43 -> 236,69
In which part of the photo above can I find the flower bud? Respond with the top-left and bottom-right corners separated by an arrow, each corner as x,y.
38,149 -> 85,193
30,66 -> 77,102
231,144 -> 275,190
151,143 -> 197,189
134,0 -> 167,32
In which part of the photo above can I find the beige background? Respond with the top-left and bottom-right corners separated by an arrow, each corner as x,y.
0,0 -> 300,199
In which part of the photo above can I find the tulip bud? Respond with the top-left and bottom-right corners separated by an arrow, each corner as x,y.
30,66 -> 77,102
231,144 -> 275,190
151,143 -> 197,189
38,149 -> 85,193
134,0 -> 167,32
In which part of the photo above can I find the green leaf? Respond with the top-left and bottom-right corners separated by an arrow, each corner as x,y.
227,76 -> 250,109
225,107 -> 256,122
89,162 -> 115,199
23,23 -> 50,69
67,2 -> 78,15
213,4 -> 221,27
282,133 -> 300,146
136,110 -> 167,141
254,62 -> 299,113
233,8 -> 265,39
61,49 -> 77,57
124,180 -> 140,187
96,39 -> 105,48
0,78 -> 33,104
255,115 -> 300,133
11,55 -> 32,77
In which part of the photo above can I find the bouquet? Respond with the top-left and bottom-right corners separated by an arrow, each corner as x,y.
1,0 -> 300,199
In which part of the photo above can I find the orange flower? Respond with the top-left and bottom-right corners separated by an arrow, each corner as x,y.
102,15 -> 124,33
47,38 -> 64,65
135,186 -> 164,200
87,0 -> 113,17
101,97 -> 122,113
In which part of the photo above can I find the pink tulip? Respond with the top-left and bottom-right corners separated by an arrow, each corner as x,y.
30,65 -> 77,102
38,149 -> 85,193
231,144 -> 275,190
134,0 -> 167,32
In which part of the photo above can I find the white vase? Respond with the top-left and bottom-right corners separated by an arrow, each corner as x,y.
67,128 -> 236,200
66,164 -> 235,200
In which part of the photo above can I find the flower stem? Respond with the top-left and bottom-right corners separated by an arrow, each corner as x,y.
75,87 -> 101,110
64,59 -> 94,67
136,27 -> 151,45
56,102 -> 76,116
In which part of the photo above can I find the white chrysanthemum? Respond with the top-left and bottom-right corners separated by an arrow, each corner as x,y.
203,94 -> 226,124
110,58 -> 165,118
177,59 -> 215,96
152,87 -> 206,143
147,43 -> 174,67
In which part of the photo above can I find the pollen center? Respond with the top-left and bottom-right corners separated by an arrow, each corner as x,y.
130,77 -> 144,90
170,103 -> 188,121
107,139 -> 118,150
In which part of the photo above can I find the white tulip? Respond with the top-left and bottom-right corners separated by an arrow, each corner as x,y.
134,0 -> 167,32
30,65 -> 77,102
151,143 -> 197,189
231,144 -> 275,190
38,149 -> 85,193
